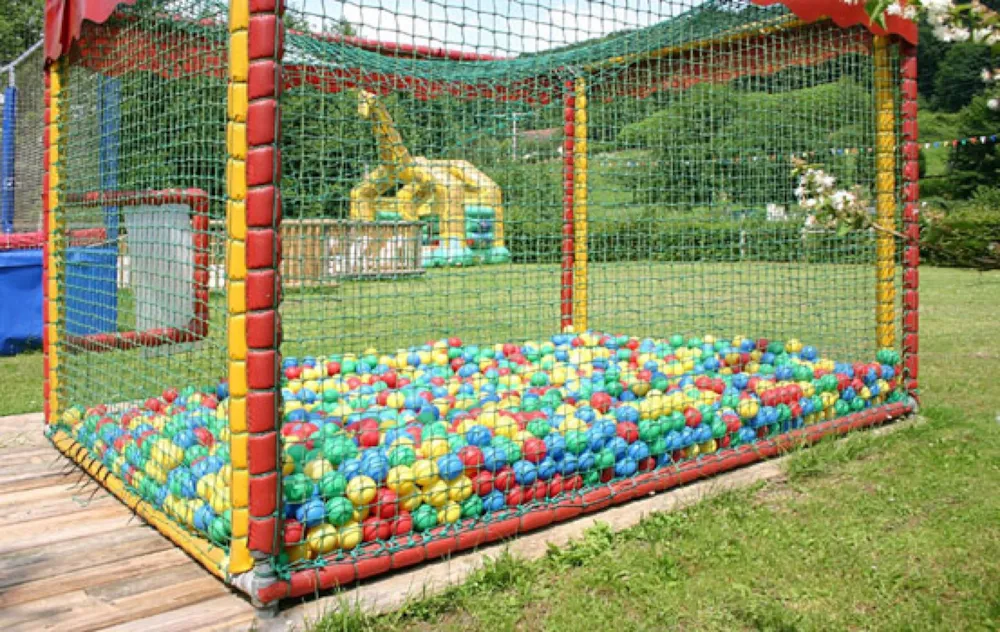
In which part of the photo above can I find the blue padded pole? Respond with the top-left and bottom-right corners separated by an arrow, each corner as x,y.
98,75 -> 121,240
1,85 -> 16,234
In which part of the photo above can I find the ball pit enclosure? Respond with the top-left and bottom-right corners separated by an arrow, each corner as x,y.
43,0 -> 920,607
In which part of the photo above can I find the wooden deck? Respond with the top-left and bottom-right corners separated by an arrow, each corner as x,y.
2,410 -> 908,630
0,413 -> 257,632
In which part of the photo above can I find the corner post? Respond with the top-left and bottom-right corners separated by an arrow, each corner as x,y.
561,80 -> 575,331
43,59 -> 66,425
572,77 -> 589,331
899,42 -> 920,398
873,36 -> 897,353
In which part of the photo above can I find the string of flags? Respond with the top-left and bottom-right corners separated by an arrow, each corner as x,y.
922,133 -> 1000,149
591,132 -> 1000,169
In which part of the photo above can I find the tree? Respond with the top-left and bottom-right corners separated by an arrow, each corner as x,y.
917,19 -> 950,103
932,42 -> 994,112
945,95 -> 1000,197
0,1 -> 43,64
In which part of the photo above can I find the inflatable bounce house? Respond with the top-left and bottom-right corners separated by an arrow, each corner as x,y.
43,0 -> 919,610
350,90 -> 509,267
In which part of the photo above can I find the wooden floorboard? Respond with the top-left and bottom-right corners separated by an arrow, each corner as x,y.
0,414 -> 257,632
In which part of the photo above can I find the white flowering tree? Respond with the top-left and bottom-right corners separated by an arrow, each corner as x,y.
867,1 -> 1000,111
791,158 -> 905,237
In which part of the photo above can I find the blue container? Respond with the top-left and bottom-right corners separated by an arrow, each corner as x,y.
0,248 -> 43,355
65,246 -> 118,336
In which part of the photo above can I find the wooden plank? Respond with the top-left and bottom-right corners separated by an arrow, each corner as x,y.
0,525 -> 170,590
0,548 -> 193,608
1,564 -> 224,632
101,595 -> 257,632
0,487 -> 116,528
0,469 -> 79,494
0,413 -> 44,432
0,450 -> 71,482
0,479 -> 109,510
0,505 -> 143,555
0,432 -> 49,454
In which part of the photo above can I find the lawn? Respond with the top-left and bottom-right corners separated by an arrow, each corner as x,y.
302,266 -> 998,631
1,267 -> 998,630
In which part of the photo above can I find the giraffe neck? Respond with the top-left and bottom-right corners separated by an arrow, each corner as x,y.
368,100 -> 416,171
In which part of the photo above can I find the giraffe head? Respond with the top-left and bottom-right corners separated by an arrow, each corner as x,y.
357,90 -> 378,120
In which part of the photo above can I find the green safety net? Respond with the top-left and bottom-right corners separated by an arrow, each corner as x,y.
51,0 -> 232,553
274,0 -> 906,582
46,0 -> 909,587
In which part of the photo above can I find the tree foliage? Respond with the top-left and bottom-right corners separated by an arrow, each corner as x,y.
0,1 -> 43,64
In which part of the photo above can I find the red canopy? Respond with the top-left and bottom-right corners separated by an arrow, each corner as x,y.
46,0 -> 135,61
46,0 -> 917,63
751,0 -> 918,44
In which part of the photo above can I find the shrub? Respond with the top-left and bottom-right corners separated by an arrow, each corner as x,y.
921,194 -> 1000,269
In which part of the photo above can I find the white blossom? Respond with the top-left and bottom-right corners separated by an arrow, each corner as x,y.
988,98 -> 1000,111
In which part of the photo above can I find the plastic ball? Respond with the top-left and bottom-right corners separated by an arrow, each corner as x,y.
345,476 -> 377,506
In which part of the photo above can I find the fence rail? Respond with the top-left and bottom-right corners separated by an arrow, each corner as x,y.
112,218 -> 425,289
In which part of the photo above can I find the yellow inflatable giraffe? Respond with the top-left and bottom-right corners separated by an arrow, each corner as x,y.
349,90 -> 509,266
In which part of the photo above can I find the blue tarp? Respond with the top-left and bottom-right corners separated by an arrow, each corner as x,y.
0,248 -> 42,355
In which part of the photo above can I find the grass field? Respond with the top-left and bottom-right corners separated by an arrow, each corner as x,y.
1,267 -> 998,630
300,266 -> 997,631
5,257 -> 880,413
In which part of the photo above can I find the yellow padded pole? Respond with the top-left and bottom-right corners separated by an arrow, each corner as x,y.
573,77 -> 589,330
227,0 -> 252,576
874,36 -> 897,350
46,59 -> 66,423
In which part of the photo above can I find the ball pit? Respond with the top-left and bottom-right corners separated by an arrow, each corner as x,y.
58,332 -> 905,562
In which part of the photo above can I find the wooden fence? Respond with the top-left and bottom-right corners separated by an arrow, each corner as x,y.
114,219 -> 424,290
280,219 -> 425,285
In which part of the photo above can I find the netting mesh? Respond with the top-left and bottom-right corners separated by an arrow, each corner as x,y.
272,0 -> 907,579
47,0 -> 912,588
51,0 -> 233,550
1,41 -> 45,234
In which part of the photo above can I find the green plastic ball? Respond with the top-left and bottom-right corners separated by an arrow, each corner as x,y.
412,504 -> 438,532
325,496 -> 354,526
319,471 -> 348,499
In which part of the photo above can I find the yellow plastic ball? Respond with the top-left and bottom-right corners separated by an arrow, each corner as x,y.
399,491 -> 423,512
304,458 -> 334,481
386,392 -> 406,409
426,480 -> 449,508
386,465 -> 417,496
346,476 -> 377,506
286,543 -> 310,563
448,476 -> 473,502
738,399 -> 760,420
307,524 -> 339,556
412,459 -> 439,488
421,437 -> 450,460
438,502 -> 462,524
339,522 -> 362,550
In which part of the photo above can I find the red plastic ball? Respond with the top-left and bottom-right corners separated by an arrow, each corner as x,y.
522,438 -> 547,463
505,486 -> 526,506
472,470 -> 494,496
493,467 -> 516,492
458,446 -> 485,475
374,488 -> 399,520
617,422 -> 639,444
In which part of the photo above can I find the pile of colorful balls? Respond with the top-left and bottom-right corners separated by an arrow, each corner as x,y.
57,332 -> 904,563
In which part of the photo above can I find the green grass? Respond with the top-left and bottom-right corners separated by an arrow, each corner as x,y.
13,258 -> 882,410
301,266 -> 1000,632
918,109 -> 963,179
0,351 -> 45,415
2,268 -> 999,630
